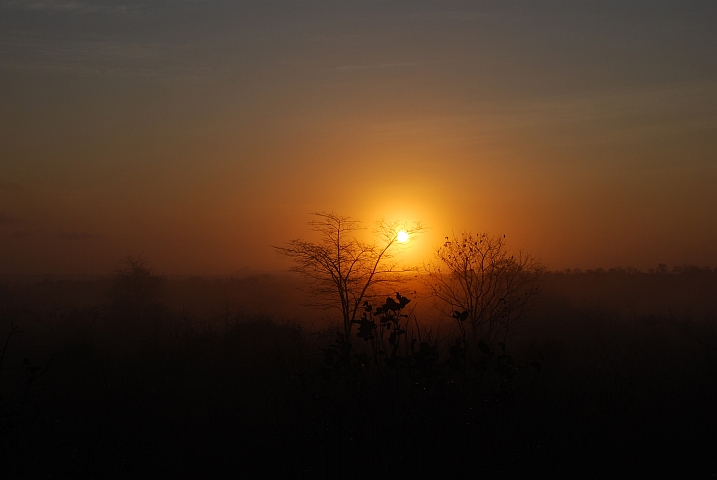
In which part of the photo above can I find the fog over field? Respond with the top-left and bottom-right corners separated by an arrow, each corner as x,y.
2,264 -> 717,476
2,1 -> 716,477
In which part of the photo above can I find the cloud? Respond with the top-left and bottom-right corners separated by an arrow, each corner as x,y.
1,0 -> 138,15
408,10 -> 505,22
0,37 -> 211,84
334,62 -> 419,71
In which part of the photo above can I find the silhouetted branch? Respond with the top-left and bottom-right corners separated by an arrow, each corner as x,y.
423,232 -> 543,346
274,212 -> 425,340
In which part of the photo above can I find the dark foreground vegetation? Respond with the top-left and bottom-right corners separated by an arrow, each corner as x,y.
1,267 -> 717,478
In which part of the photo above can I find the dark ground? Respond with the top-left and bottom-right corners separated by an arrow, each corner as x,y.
1,267 -> 716,478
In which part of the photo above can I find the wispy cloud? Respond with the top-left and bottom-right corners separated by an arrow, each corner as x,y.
495,80 -> 717,144
355,80 -> 717,152
0,37 -> 213,84
408,10 -> 505,23
1,0 -> 139,15
334,62 -> 419,71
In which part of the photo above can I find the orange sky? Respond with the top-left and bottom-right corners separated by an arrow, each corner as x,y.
1,1 -> 716,275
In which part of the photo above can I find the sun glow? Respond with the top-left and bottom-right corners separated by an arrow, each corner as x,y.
397,229 -> 410,243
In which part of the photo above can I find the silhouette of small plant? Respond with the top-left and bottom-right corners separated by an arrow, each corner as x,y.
321,333 -> 352,379
0,323 -> 54,478
348,293 -> 416,374
447,338 -> 468,375
409,338 -> 441,383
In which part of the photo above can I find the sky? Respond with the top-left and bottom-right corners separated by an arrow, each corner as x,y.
1,0 -> 716,275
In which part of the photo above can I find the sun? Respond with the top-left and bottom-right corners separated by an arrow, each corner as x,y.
397,229 -> 410,243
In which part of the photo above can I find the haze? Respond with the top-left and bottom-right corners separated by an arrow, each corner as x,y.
1,1 -> 716,275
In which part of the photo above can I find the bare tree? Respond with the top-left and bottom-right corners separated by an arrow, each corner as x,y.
423,232 -> 542,347
274,212 -> 424,340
